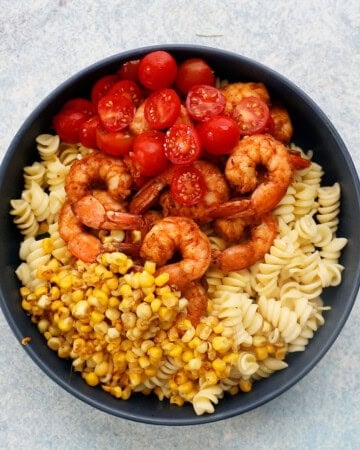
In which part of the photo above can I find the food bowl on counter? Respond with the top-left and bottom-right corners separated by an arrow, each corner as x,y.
0,44 -> 359,425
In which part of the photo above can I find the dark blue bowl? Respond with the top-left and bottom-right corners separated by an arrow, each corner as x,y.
0,44 -> 359,425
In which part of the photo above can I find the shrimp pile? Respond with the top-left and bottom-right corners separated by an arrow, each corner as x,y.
57,81 -> 310,326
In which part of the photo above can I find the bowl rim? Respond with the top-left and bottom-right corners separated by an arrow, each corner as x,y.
1,43 -> 360,425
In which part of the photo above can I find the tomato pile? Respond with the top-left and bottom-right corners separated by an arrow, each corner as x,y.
53,50 -> 273,206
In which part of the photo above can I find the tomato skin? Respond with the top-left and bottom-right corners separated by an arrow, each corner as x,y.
91,75 -> 119,105
170,165 -> 207,206
138,51 -> 178,90
62,98 -> 96,117
197,115 -> 240,155
232,96 -> 270,136
117,59 -> 141,81
144,88 -> 181,130
131,130 -> 168,177
96,126 -> 134,156
164,124 -> 202,165
97,93 -> 135,132
108,80 -> 143,107
79,115 -> 101,148
186,85 -> 226,121
53,109 -> 88,143
175,58 -> 215,95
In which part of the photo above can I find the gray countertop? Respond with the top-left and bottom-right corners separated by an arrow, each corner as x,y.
0,1 -> 359,449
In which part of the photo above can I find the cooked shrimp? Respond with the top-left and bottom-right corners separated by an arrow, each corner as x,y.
65,152 -> 133,205
140,217 -> 212,289
129,102 -> 151,135
183,281 -> 208,326
213,217 -> 248,243
59,202 -> 133,263
220,82 -> 270,114
159,160 -> 230,224
270,103 -> 293,144
72,190 -> 144,231
210,134 -> 294,219
211,213 -> 277,272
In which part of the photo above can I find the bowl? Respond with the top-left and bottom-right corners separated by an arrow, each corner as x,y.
0,44 -> 359,425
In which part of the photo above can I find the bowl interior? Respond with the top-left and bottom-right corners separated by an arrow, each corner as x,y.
0,44 -> 359,425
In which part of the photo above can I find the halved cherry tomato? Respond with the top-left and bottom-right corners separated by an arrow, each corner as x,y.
91,75 -> 119,105
186,85 -> 226,121
164,124 -> 202,165
232,96 -> 270,135
144,88 -> 181,130
108,80 -> 143,107
175,58 -> 215,95
96,126 -> 134,156
53,109 -> 88,143
131,130 -> 168,177
197,115 -> 240,155
79,115 -> 100,149
170,165 -> 206,206
138,51 -> 178,90
117,59 -> 141,81
62,97 -> 96,117
97,93 -> 135,132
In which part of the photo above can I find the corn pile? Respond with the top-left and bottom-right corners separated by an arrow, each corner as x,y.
19,246 -> 288,407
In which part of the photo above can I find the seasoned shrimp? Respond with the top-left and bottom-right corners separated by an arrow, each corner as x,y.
129,102 -> 151,135
140,217 -> 212,289
210,134 -> 294,218
211,213 -> 277,272
270,103 -> 293,144
220,82 -> 270,114
73,190 -> 144,230
183,281 -> 208,326
59,202 -> 133,263
130,161 -> 230,224
65,152 -> 133,205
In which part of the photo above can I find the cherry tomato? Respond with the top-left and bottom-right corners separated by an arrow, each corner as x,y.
131,130 -> 168,177
170,165 -> 206,206
62,97 -> 96,117
144,88 -> 181,130
90,75 -> 119,105
175,58 -> 215,95
197,115 -> 240,155
117,59 -> 141,81
79,115 -> 100,148
96,126 -> 134,156
97,93 -> 135,132
186,85 -> 226,121
138,51 -> 178,90
108,80 -> 143,107
232,96 -> 270,135
164,124 -> 202,165
53,109 -> 88,143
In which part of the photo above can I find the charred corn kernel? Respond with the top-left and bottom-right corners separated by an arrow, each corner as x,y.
105,277 -> 119,291
94,361 -> 110,377
138,271 -> 155,288
254,346 -> 268,361
90,310 -> 104,324
108,296 -> 120,308
150,298 -> 161,313
229,386 -> 239,396
212,358 -> 227,375
182,328 -> 196,343
188,336 -> 202,349
201,370 -> 218,386
47,337 -> 62,351
182,350 -> 194,363
136,302 -> 152,320
138,356 -> 150,369
41,237 -> 54,253
58,344 -> 71,359
168,343 -> 183,358
239,378 -> 252,393
121,311 -> 136,329
121,386 -> 132,400
71,289 -> 84,302
93,288 -> 108,306
58,275 -> 74,290
120,340 -> 132,351
144,365 -> 157,377
50,300 -> 63,311
119,283 -> 132,297
177,317 -> 192,331
57,316 -> 74,332
107,327 -> 120,340
154,273 -> 169,287
223,352 -> 238,365
158,306 -> 173,322
78,323 -> 92,334
144,260 -> 156,274
21,299 -> 32,312
105,308 -> 120,321
170,394 -> 184,407
213,322 -> 224,334
83,371 -> 99,386
147,346 -> 163,361
49,286 -> 61,300
178,381 -> 195,396
20,286 -> 31,297
34,285 -> 48,297
196,323 -> 212,340
128,372 -> 142,386
212,336 -> 231,354
275,347 -> 287,360
195,342 -> 208,354
161,294 -> 178,308
266,344 -> 276,355
111,386 -> 123,398
37,319 -> 50,334
174,371 -> 188,385
94,321 -> 108,335
187,357 -> 202,371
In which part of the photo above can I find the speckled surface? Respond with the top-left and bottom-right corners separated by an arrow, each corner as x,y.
0,1 -> 359,449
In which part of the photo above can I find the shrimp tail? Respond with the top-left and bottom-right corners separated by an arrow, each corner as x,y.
183,281 -> 208,327
208,198 -> 251,219
288,149 -> 311,170
106,211 -> 144,230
